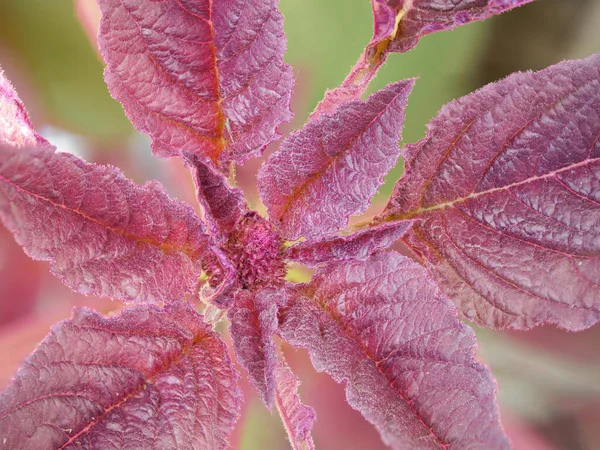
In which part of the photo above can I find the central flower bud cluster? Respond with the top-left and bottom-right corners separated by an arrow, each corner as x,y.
223,212 -> 286,290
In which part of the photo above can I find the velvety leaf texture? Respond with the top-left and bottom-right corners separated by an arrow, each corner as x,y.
274,358 -> 316,450
380,54 -> 600,330
186,153 -> 247,239
372,0 -> 535,53
286,220 -> 413,267
279,252 -> 509,450
0,69 -> 49,148
97,0 -> 293,166
259,79 -> 414,241
0,303 -> 241,449
228,288 -> 281,407
0,145 -> 211,303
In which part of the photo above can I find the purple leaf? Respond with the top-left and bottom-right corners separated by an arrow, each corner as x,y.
0,302 -> 241,449
372,0 -> 536,53
0,69 -> 50,148
0,145 -> 212,303
279,252 -> 509,449
97,0 -> 293,167
286,220 -> 413,267
228,288 -> 282,407
259,80 -> 414,241
274,357 -> 316,450
379,54 -> 600,330
186,153 -> 247,240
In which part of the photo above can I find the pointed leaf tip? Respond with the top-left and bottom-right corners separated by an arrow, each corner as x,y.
259,79 -> 415,241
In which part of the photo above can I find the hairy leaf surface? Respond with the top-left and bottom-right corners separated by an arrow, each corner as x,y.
0,69 -> 49,148
380,54 -> 600,330
286,221 -> 413,267
0,303 -> 241,449
279,252 -> 509,450
186,154 -> 247,239
274,358 -> 316,450
259,80 -> 414,240
228,288 -> 282,407
97,0 -> 293,166
0,145 -> 211,303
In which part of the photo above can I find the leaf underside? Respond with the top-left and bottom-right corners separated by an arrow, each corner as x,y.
380,53 -> 600,330
279,252 -> 509,450
259,80 -> 414,241
0,303 -> 241,450
97,0 -> 293,167
0,145 -> 211,303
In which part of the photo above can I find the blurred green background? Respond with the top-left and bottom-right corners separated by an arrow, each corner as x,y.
1,1 -> 600,449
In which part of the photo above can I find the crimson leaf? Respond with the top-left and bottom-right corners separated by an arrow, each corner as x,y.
279,252 -> 509,449
286,220 -> 413,267
0,145 -> 212,303
228,288 -> 282,407
274,357 -> 316,450
0,302 -> 241,449
259,79 -> 414,241
0,69 -> 49,148
97,0 -> 293,167
379,54 -> 600,330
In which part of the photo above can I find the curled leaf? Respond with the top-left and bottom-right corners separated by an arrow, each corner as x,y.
0,145 -> 212,303
0,303 -> 242,449
380,54 -> 600,330
279,252 -> 509,449
259,80 -> 414,240
97,0 -> 293,167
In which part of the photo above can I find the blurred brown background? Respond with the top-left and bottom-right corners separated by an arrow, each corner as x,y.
0,0 -> 599,448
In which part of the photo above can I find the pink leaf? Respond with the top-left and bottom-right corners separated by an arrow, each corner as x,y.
0,69 -> 49,148
286,220 -> 413,267
259,80 -> 414,241
186,153 -> 247,239
228,288 -> 282,407
379,54 -> 600,330
372,0 -> 536,54
279,252 -> 509,449
274,357 -> 316,450
0,145 -> 212,303
97,0 -> 293,167
0,302 -> 241,449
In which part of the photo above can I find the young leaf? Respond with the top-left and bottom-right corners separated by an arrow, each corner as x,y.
286,220 -> 413,267
259,80 -> 414,241
228,288 -> 282,407
97,0 -> 293,167
0,145 -> 212,303
0,303 -> 242,449
274,357 -> 316,450
279,252 -> 509,450
0,69 -> 49,148
186,153 -> 247,240
379,54 -> 600,330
